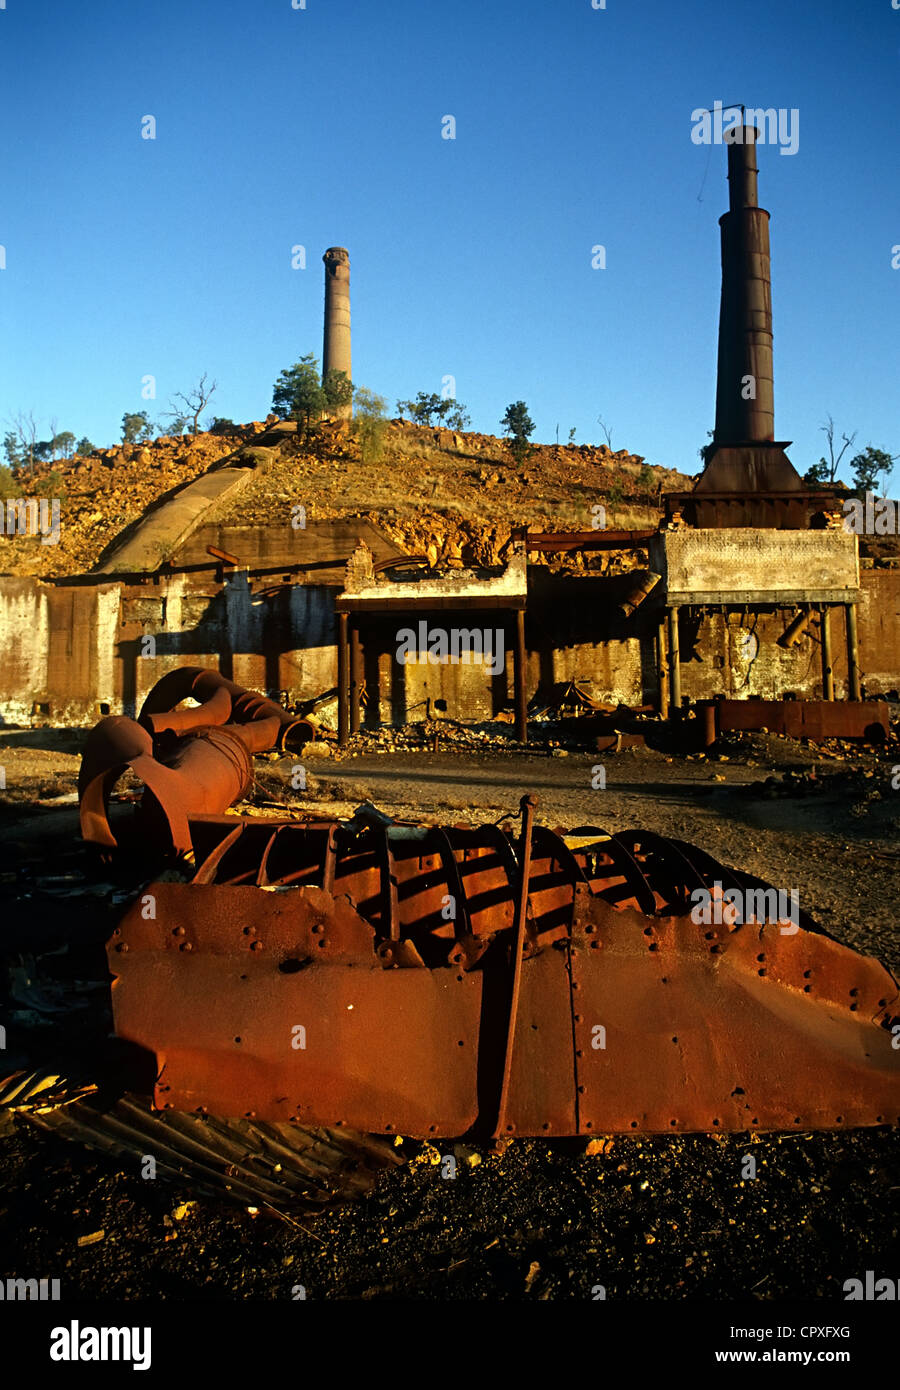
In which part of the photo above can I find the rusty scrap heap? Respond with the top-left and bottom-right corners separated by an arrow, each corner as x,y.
71,670 -> 900,1141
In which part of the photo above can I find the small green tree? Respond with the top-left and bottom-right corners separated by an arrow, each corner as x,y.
272,355 -> 325,439
397,391 -> 443,425
606,479 -> 626,520
397,391 -> 470,430
501,401 -> 535,464
637,462 -> 656,492
850,445 -> 895,498
3,432 -> 23,468
322,368 -> 353,416
122,411 -> 153,443
353,387 -> 389,464
0,464 -> 17,500
444,401 -> 470,430
52,430 -> 76,459
75,436 -> 95,455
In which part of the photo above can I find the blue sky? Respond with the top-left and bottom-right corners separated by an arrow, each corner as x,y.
1,0 -> 897,480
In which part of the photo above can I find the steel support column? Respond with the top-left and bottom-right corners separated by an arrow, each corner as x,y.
350,620 -> 362,735
845,603 -> 861,702
514,609 -> 528,743
820,606 -> 834,701
338,611 -> 350,746
667,606 -> 681,716
657,619 -> 670,721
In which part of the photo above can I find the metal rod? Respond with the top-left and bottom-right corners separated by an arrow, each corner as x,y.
337,612 -> 350,745
322,823 -> 338,895
820,606 -> 834,701
514,609 -> 528,743
667,606 -> 681,716
846,603 -> 861,702
494,794 -> 537,1139
378,828 -> 401,941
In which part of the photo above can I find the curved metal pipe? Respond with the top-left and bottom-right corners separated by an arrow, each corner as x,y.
141,681 -> 233,735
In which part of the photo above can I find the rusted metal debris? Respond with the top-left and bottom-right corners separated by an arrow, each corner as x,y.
104,799 -> 900,1139
0,1069 -> 98,1112
23,1093 -> 401,1218
703,698 -> 890,745
525,529 -> 657,553
78,667 -> 316,854
69,673 -> 898,1141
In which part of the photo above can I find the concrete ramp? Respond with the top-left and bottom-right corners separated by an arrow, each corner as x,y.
96,462 -> 259,574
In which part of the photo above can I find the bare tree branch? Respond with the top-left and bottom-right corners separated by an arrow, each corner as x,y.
166,373 -> 218,435
820,415 -> 856,483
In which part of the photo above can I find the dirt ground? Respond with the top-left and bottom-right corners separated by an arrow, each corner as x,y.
1,727 -> 898,1306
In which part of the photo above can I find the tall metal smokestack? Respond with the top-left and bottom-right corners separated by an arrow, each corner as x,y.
713,125 -> 774,444
692,121 -> 802,510
322,246 -> 352,420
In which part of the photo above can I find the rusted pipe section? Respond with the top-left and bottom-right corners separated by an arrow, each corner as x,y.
78,717 -> 155,849
79,667 -> 312,854
139,666 -> 315,750
776,608 -> 814,650
79,717 -> 255,855
137,728 -> 254,854
618,571 -> 661,618
141,681 -> 233,735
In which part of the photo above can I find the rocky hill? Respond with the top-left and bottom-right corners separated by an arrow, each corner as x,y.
1,419 -> 695,579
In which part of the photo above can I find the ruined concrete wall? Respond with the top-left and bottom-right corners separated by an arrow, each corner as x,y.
115,573 -> 337,718
0,579 -> 52,724
673,567 -> 900,702
0,574 -> 336,725
856,567 -> 900,695
655,529 -> 859,603
676,609 -> 836,702
1,566 -> 897,728
0,578 -> 121,725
